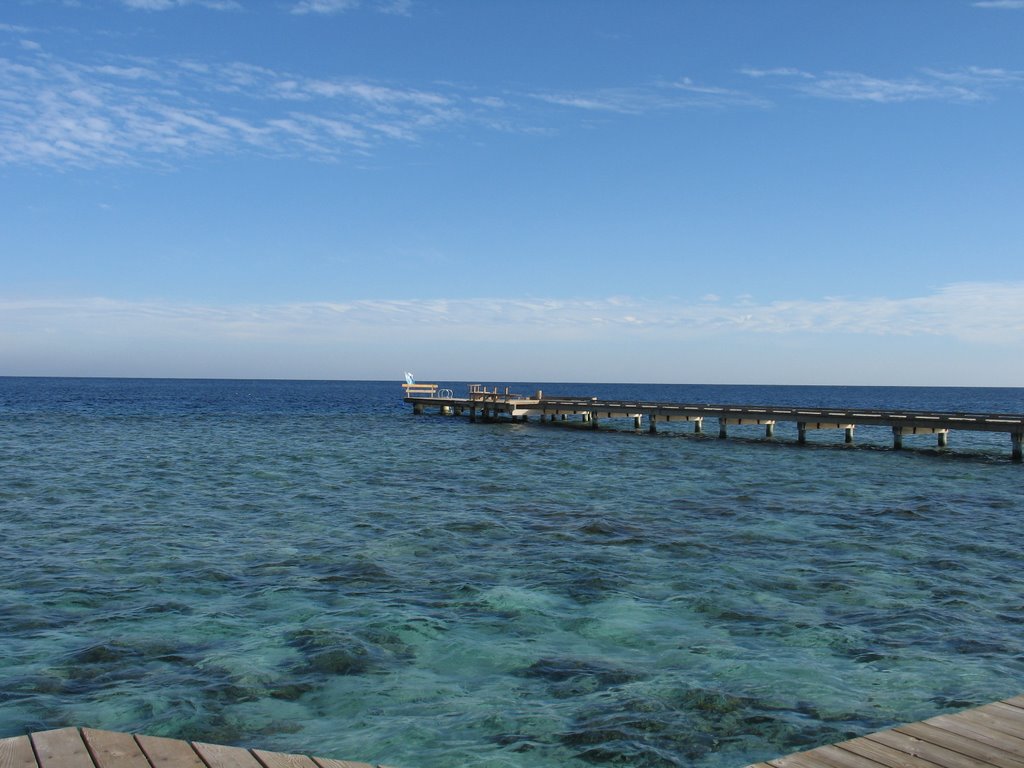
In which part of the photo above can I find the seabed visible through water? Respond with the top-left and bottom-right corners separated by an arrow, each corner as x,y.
1,378 -> 1023,768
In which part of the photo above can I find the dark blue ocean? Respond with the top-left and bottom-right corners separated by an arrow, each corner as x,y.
2,378 -> 1023,768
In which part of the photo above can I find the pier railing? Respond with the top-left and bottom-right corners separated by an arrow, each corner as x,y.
468,384 -> 534,401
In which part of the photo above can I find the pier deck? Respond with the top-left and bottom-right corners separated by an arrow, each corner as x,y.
0,728 -> 387,768
747,695 -> 1024,768
405,385 -> 1024,461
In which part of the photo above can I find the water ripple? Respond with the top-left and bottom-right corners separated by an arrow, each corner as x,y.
1,379 -> 1023,768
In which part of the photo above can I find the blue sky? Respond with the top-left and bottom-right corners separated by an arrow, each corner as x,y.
2,1 -> 1023,384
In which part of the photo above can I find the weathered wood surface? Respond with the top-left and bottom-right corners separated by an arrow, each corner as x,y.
747,695 -> 1024,768
1,730 -> 385,768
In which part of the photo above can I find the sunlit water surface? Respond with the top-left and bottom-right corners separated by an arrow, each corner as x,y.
2,379 -> 1023,768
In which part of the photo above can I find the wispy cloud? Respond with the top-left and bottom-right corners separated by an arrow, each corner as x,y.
119,0 -> 242,10
531,78 -> 767,114
740,67 -> 813,79
0,41 -> 773,169
290,0 -> 412,15
0,48 -> 476,167
3,283 -> 1022,345
741,66 -> 1024,103
973,0 -> 1024,8
5,23 -> 1023,170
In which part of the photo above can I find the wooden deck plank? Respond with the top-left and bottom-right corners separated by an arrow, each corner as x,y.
764,750 -> 852,768
896,722 -> 1024,768
310,757 -> 377,768
922,714 -> 1024,759
133,737 -> 202,768
251,750 -> 319,768
955,709 -> 1024,740
191,743 -> 262,768
989,704 -> 1024,725
793,744 -> 891,768
30,730 -> 95,768
81,730 -> 150,768
835,734 -> 943,768
867,728 -> 1000,768
0,736 -> 38,768
963,705 -> 1024,738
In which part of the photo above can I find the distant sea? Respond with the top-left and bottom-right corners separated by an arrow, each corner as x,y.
2,378 -> 1023,768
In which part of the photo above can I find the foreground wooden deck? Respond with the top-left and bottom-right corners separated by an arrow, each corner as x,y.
0,728 -> 388,768
748,695 -> 1024,768
5,697 -> 1022,768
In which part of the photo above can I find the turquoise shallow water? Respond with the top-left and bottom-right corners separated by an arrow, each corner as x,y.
1,378 -> 1023,768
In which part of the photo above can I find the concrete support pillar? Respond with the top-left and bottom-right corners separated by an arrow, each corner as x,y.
633,415 -> 642,430
591,414 -> 599,430
413,402 -> 424,415
765,423 -> 774,438
649,415 -> 657,434
455,406 -> 463,416
521,414 -> 528,422
469,407 -> 477,423
892,426 -> 904,450
937,431 -> 948,448
718,418 -> 727,439
1012,432 -> 1023,463
694,418 -> 703,434
844,426 -> 854,444
561,414 -> 567,421
440,405 -> 452,416
797,422 -> 807,445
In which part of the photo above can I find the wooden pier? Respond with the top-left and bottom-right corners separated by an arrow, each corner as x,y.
0,727 -> 387,768
404,384 -> 1024,461
6,696 -> 1023,768
748,694 -> 1024,768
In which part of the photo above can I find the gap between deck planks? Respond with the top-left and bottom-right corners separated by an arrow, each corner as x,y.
0,728 -> 388,768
